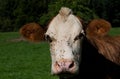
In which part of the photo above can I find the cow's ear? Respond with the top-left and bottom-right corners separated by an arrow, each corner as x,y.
86,19 -> 111,37
86,19 -> 120,65
19,22 -> 45,42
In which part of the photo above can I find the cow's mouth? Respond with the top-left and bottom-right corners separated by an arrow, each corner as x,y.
55,71 -> 79,79
58,72 -> 75,79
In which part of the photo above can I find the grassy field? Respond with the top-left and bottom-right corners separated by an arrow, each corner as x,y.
0,32 -> 58,79
0,27 -> 120,79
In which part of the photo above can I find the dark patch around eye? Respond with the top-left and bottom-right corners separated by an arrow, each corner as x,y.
74,33 -> 83,41
45,35 -> 52,42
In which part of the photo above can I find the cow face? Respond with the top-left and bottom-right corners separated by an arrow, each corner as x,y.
45,7 -> 84,77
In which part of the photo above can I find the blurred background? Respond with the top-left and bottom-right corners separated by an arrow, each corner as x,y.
0,1 -> 120,79
0,0 -> 120,32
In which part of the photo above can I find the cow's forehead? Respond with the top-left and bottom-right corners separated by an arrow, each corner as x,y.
46,14 -> 83,40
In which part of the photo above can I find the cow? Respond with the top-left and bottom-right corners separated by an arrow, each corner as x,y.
45,7 -> 120,79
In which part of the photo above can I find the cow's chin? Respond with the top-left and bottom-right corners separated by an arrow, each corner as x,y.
51,68 -> 79,78
58,71 -> 79,79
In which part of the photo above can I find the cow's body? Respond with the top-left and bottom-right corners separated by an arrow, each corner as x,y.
77,37 -> 120,79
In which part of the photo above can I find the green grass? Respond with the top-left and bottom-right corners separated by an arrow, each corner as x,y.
109,27 -> 120,35
0,27 -> 120,79
0,32 -> 58,79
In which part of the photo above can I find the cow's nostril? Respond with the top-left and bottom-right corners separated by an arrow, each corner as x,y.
56,61 -> 61,68
69,61 -> 74,69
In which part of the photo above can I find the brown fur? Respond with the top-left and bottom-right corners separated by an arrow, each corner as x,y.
86,19 -> 120,65
86,19 -> 111,37
19,22 -> 45,42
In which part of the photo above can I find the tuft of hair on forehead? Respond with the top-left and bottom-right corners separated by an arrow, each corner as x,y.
59,7 -> 73,22
59,7 -> 72,16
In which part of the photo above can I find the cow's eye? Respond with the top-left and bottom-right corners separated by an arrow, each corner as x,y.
45,35 -> 52,43
74,33 -> 83,41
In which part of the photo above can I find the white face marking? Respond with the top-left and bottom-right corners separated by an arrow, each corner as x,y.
45,7 -> 83,75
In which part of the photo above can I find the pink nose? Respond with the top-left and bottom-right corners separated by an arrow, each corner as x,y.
55,60 -> 75,73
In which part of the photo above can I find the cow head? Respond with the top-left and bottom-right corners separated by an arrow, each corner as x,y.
45,7 -> 84,78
